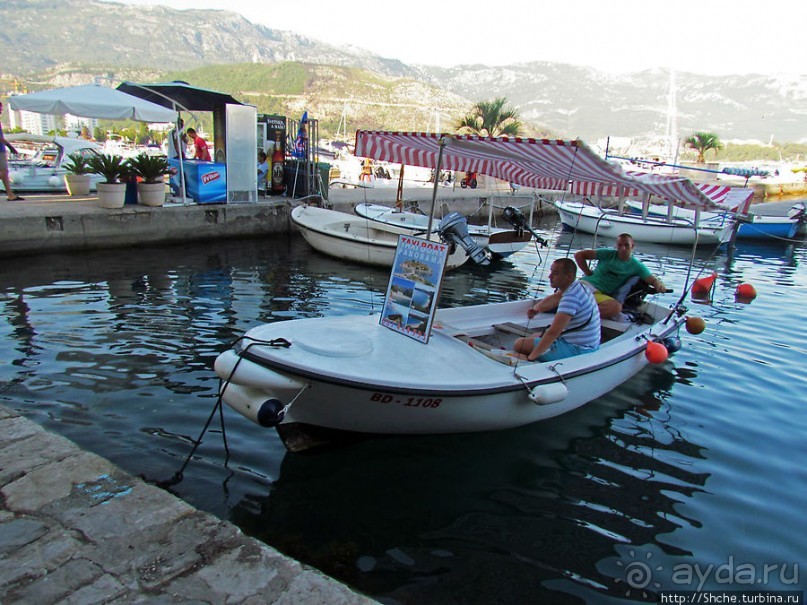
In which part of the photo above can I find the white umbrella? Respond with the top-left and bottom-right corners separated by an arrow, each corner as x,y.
9,84 -> 177,123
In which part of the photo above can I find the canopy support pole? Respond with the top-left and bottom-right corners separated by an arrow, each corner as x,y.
395,164 -> 405,210
426,136 -> 448,236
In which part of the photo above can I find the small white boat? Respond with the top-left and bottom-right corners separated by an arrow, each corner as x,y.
215,296 -> 685,450
555,199 -> 735,245
2,135 -> 104,194
291,204 -> 484,269
354,202 -> 535,259
624,199 -> 806,241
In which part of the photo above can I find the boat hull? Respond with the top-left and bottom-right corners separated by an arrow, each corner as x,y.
737,216 -> 798,240
556,200 -> 733,245
214,299 -> 685,442
625,199 -> 800,241
291,204 -> 470,269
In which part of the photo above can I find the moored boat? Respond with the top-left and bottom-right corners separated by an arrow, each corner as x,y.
556,199 -> 735,245
735,210 -> 803,240
291,204 -> 484,269
215,296 -> 686,450
2,135 -> 104,194
354,202 -> 535,259
624,199 -> 806,241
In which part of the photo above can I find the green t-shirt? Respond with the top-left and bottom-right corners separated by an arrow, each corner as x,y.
581,248 -> 651,294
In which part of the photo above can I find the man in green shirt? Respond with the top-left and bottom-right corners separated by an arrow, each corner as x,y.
574,233 -> 667,319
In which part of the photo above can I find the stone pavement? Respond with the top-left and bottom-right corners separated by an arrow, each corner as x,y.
0,404 -> 377,605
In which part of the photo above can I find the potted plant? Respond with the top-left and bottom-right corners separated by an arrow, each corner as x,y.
62,152 -> 93,196
127,153 -> 170,206
89,154 -> 128,209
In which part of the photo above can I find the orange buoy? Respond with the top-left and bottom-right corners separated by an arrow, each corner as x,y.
735,283 -> 757,300
645,341 -> 668,364
685,316 -> 706,335
691,272 -> 717,296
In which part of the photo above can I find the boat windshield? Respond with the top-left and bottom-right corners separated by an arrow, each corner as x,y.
34,146 -> 60,166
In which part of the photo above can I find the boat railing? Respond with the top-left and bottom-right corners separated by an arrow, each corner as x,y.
600,206 -> 723,230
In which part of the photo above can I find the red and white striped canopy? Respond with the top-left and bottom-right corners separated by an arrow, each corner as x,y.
354,131 -> 723,209
569,179 -> 754,212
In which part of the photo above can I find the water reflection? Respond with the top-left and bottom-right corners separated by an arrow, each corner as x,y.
224,359 -> 708,604
4,293 -> 36,365
1,228 -> 805,604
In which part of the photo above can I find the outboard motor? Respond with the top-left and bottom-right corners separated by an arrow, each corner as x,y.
438,212 -> 490,265
502,206 -> 549,247
787,202 -> 806,224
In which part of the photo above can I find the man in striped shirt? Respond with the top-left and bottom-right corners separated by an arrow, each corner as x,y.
514,258 -> 600,362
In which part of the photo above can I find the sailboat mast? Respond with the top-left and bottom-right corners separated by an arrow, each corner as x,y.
664,70 -> 678,164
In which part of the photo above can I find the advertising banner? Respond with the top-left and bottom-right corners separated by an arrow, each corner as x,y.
380,235 -> 449,344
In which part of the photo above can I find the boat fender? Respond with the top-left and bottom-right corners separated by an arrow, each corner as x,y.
257,399 -> 285,427
663,336 -> 682,354
645,340 -> 668,364
528,382 -> 568,405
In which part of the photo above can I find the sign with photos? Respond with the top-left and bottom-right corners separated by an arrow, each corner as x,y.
380,235 -> 449,344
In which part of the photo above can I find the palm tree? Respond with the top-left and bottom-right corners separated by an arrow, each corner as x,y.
455,97 -> 523,137
684,132 -> 723,163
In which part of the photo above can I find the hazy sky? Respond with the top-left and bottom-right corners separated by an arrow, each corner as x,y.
110,0 -> 805,76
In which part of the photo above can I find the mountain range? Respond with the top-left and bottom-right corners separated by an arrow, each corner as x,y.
3,0 -> 807,146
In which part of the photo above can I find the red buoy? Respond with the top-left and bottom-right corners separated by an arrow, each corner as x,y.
645,341 -> 669,364
735,283 -> 757,300
691,272 -> 717,296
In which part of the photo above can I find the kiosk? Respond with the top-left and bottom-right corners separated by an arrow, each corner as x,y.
168,159 -> 227,204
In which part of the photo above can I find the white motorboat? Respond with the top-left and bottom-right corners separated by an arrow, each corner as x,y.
215,296 -> 686,451
354,202 -> 535,259
214,132 -> 724,450
555,199 -> 735,245
2,135 -> 104,194
291,204 -> 486,269
624,199 -> 806,241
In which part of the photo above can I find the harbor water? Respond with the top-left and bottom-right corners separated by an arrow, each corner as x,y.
1,218 -> 805,604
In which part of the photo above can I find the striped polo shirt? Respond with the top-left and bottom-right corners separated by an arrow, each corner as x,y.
556,280 -> 601,349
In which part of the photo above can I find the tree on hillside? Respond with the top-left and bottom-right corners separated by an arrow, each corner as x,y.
455,97 -> 522,137
685,132 -> 723,163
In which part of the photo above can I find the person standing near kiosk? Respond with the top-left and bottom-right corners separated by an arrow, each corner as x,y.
186,128 -> 211,161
